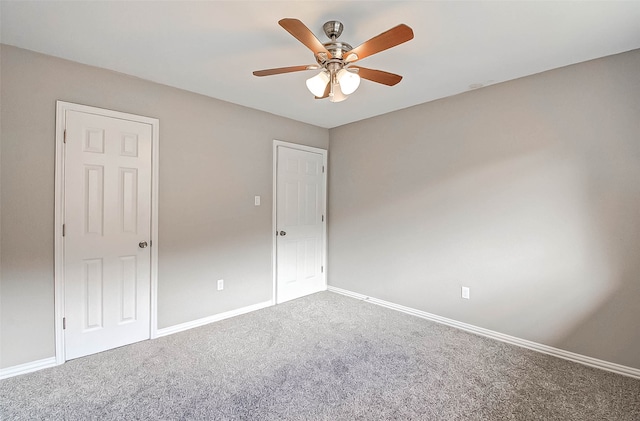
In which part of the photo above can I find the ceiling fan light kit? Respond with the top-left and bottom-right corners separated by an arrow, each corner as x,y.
253,18 -> 414,102
306,71 -> 330,97
329,80 -> 348,103
336,68 -> 360,95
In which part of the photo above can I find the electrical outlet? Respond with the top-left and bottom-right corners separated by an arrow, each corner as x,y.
254,196 -> 261,206
461,286 -> 470,299
217,279 -> 224,291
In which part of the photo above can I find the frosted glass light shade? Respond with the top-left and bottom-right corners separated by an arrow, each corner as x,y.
337,69 -> 361,95
329,83 -> 348,103
306,71 -> 330,97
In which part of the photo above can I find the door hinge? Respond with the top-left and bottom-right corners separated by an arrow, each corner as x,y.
63,317 -> 66,330
321,266 -> 324,273
322,215 -> 324,222
63,129 -> 67,144
322,165 -> 325,173
62,224 -> 66,237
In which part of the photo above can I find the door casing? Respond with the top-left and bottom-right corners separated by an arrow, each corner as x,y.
54,101 -> 160,364
272,140 -> 328,304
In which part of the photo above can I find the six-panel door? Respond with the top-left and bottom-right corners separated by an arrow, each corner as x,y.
64,110 -> 152,360
276,146 -> 326,303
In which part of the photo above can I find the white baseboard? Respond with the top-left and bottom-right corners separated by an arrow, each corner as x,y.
1,301 -> 273,379
328,286 -> 640,380
0,357 -> 58,380
155,300 -> 273,338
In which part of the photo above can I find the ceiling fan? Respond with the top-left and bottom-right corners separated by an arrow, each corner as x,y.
253,18 -> 414,102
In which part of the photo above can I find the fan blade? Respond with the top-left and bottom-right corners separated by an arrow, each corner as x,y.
346,24 -> 413,63
253,65 -> 317,77
279,18 -> 333,58
315,81 -> 331,99
351,66 -> 403,86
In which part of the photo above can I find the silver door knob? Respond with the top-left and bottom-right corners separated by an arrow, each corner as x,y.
279,231 -> 286,236
139,241 -> 148,248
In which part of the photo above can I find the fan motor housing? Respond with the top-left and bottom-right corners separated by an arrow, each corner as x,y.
323,41 -> 353,60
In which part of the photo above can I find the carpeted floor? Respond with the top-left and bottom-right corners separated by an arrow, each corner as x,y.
1,291 -> 639,420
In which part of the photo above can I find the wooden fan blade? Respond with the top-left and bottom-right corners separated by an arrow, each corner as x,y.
346,24 -> 413,63
253,65 -> 317,77
315,82 -> 331,99
351,66 -> 403,86
279,18 -> 332,58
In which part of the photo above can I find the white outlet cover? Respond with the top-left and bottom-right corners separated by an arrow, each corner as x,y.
217,279 -> 224,291
254,196 -> 261,206
461,287 -> 470,299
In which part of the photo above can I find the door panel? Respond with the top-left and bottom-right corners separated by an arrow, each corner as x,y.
64,110 -> 152,360
276,145 -> 326,303
83,258 -> 104,330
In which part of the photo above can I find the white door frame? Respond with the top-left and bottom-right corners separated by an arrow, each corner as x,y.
272,140 -> 328,304
54,101 -> 160,364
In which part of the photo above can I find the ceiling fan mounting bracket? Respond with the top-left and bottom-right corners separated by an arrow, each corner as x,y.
323,20 -> 344,40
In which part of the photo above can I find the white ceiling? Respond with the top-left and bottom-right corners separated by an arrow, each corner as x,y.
2,1 -> 640,129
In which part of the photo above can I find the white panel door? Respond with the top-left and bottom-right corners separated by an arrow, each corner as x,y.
276,145 -> 326,303
64,110 -> 152,360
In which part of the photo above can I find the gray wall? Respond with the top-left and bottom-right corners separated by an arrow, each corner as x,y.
328,49 -> 640,369
3,42 -> 639,372
0,45 -> 328,368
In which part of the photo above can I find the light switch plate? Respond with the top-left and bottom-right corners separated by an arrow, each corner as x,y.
461,286 -> 470,299
254,196 -> 261,206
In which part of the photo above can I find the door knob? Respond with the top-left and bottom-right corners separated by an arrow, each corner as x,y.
279,231 -> 287,236
139,241 -> 148,248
